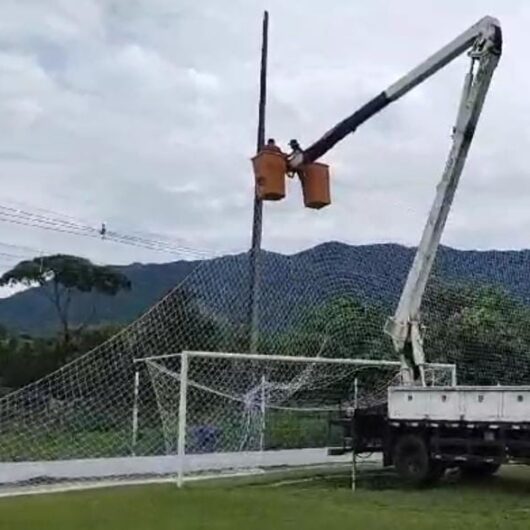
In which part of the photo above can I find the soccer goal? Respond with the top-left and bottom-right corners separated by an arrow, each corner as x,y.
138,351 -> 456,486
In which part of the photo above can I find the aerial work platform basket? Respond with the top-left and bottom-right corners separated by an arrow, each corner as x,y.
299,162 -> 331,209
251,148 -> 287,201
251,144 -> 331,208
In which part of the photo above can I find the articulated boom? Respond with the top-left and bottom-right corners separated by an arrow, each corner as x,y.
383,19 -> 501,385
289,17 -> 502,385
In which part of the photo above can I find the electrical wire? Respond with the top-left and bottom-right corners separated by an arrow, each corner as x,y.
0,201 -> 238,261
0,200 -> 218,253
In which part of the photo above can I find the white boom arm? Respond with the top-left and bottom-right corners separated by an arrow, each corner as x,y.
290,16 -> 502,385
384,18 -> 501,385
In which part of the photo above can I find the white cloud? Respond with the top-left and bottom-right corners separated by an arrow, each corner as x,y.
0,0 -> 529,276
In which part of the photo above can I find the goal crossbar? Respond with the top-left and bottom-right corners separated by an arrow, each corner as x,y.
137,350 -> 457,487
136,350 -> 456,372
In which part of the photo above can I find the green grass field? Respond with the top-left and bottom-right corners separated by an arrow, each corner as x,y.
3,467 -> 530,530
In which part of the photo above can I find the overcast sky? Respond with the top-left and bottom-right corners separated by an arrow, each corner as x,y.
0,0 -> 529,275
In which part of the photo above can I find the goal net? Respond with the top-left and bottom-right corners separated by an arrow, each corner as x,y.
0,242 -> 521,495
141,351 -> 455,485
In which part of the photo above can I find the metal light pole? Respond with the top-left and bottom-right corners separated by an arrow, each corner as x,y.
248,11 -> 268,354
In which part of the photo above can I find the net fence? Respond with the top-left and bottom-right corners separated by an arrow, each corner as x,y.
144,353 -> 404,483
0,243 -> 529,491
142,351 -> 454,484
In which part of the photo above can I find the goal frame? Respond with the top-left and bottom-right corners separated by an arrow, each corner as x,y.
135,350 -> 456,487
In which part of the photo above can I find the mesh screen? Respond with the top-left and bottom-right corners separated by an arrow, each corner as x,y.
0,244 -> 526,491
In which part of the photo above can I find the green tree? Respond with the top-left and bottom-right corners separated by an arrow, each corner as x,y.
292,296 -> 392,360
424,283 -> 530,385
0,255 -> 131,344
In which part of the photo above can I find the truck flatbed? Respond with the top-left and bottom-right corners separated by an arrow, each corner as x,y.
331,386 -> 530,487
389,386 -> 530,423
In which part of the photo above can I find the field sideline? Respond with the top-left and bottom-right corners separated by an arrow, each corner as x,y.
2,467 -> 530,530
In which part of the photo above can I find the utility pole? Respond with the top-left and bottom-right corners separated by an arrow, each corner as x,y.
248,10 -> 268,354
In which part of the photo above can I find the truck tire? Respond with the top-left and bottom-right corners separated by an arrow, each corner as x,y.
393,433 -> 443,487
460,462 -> 500,478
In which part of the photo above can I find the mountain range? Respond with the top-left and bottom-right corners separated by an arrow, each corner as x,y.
1,241 -> 530,336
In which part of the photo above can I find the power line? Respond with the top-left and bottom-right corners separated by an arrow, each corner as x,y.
0,203 -> 211,256
0,201 -> 237,261
0,240 -> 118,270
0,200 -> 221,254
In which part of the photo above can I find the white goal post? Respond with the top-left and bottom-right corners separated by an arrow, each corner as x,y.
137,351 -> 456,487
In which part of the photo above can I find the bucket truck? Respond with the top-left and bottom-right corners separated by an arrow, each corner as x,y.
284,16 -> 530,485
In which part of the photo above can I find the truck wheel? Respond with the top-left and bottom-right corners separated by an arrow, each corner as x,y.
460,462 -> 500,478
393,434 -> 442,487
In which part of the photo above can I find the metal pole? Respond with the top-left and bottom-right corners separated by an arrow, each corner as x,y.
351,412 -> 357,492
259,374 -> 267,451
351,377 -> 358,491
248,10 -> 269,354
177,351 -> 189,488
131,368 -> 140,456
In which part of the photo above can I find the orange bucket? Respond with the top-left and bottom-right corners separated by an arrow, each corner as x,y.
300,162 -> 331,209
251,150 -> 287,201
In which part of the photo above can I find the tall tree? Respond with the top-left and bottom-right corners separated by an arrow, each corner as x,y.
423,282 -> 530,384
0,255 -> 131,344
294,296 -> 392,360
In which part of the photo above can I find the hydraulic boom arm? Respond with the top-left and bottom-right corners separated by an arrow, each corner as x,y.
289,16 -> 502,384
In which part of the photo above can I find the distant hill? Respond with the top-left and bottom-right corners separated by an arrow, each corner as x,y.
1,242 -> 530,336
0,260 -> 199,336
